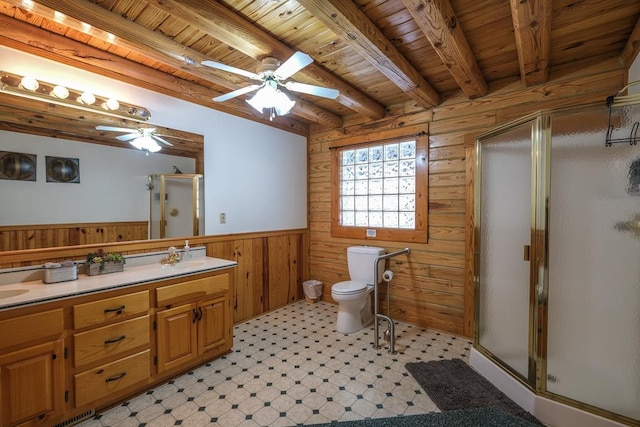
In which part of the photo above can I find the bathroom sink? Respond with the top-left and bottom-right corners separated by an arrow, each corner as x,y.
0,289 -> 29,299
167,260 -> 206,269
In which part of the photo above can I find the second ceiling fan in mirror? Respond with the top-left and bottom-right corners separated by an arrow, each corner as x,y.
202,51 -> 339,118
96,126 -> 174,153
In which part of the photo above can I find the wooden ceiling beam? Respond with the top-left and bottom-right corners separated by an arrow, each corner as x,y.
145,0 -> 384,120
0,14 -> 308,135
509,0 -> 551,86
16,0 -> 339,128
402,0 -> 487,99
298,0 -> 440,109
621,15 -> 640,68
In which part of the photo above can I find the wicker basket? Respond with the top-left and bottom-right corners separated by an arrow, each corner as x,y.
86,262 -> 124,276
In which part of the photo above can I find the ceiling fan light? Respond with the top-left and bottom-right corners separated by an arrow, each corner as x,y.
130,135 -> 161,152
246,95 -> 265,113
274,91 -> 295,115
247,85 -> 294,115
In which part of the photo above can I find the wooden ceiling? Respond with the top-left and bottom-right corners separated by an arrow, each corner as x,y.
0,0 -> 639,137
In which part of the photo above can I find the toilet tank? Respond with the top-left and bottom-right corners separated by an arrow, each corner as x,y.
347,246 -> 385,285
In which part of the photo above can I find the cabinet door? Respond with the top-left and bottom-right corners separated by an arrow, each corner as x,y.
0,339 -> 64,427
156,303 -> 197,373
198,295 -> 229,354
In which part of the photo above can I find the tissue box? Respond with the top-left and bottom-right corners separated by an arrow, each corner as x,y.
43,264 -> 78,284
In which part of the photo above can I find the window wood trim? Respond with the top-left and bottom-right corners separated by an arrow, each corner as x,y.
330,133 -> 429,243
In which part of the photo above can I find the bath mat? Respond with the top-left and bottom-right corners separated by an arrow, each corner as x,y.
306,407 -> 540,426
405,358 -> 544,425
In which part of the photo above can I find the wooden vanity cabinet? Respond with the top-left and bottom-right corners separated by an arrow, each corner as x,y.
0,310 -> 65,427
0,265 -> 234,427
71,291 -> 151,408
155,274 -> 231,373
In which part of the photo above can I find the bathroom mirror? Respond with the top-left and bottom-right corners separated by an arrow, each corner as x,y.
0,95 -> 205,251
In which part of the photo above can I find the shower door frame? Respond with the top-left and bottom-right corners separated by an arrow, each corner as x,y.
473,112 -> 548,390
474,104 -> 639,426
153,173 -> 203,239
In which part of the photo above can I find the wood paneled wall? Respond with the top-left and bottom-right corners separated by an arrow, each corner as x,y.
0,229 -> 308,324
0,222 -> 148,251
308,58 -> 626,338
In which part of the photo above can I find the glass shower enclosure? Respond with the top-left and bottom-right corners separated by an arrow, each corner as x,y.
149,173 -> 204,239
475,104 -> 640,425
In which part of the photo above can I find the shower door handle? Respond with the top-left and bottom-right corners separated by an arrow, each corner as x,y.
523,245 -> 530,261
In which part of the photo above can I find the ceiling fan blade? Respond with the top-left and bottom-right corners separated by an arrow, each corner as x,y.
202,60 -> 260,80
285,81 -> 339,99
151,134 -> 173,147
96,125 -> 136,133
116,133 -> 140,142
275,51 -> 313,80
213,84 -> 262,102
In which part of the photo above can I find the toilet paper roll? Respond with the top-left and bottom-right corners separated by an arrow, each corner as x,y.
382,270 -> 393,281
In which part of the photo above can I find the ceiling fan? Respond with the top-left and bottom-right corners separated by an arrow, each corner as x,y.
96,126 -> 174,153
201,51 -> 339,116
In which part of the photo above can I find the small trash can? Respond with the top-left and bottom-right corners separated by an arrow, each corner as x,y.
303,280 -> 323,303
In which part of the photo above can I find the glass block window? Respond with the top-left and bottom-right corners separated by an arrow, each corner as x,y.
331,134 -> 428,243
340,140 -> 416,228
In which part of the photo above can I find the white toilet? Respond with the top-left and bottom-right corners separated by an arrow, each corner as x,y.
331,246 -> 385,334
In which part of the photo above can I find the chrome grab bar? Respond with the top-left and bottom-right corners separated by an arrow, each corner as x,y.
373,248 -> 411,353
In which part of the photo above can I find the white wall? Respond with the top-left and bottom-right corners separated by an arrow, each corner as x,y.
0,45 -> 307,235
0,131 -> 194,225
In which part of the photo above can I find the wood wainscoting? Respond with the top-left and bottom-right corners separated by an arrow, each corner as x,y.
0,229 -> 308,324
0,221 -> 148,251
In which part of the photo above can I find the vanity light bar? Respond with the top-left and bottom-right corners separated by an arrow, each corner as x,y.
0,70 -> 151,122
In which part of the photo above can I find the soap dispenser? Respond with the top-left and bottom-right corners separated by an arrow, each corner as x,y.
183,240 -> 192,260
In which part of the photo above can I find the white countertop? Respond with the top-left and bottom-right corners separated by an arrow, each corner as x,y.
0,256 -> 237,311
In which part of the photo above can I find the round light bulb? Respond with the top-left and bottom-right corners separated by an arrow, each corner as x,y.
103,98 -> 119,110
78,91 -> 96,105
20,75 -> 39,91
51,85 -> 69,99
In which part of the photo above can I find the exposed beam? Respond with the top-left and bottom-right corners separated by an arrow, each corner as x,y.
298,0 -> 439,109
145,0 -> 384,120
402,0 -> 487,99
13,0 -> 339,128
0,14 -> 308,135
509,0 -> 551,86
621,15 -> 640,68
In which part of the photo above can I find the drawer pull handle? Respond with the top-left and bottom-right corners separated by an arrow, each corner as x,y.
104,335 -> 126,345
104,305 -> 126,314
192,308 -> 198,323
105,372 -> 127,382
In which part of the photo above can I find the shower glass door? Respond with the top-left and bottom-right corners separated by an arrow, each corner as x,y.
476,121 -> 535,383
545,107 -> 640,421
149,174 -> 204,239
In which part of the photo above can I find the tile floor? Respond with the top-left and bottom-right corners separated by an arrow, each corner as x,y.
79,301 -> 472,427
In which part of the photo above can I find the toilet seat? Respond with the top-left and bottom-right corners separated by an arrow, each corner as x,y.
332,281 -> 367,295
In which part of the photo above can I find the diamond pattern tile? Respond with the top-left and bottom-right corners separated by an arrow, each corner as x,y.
79,300 -> 472,426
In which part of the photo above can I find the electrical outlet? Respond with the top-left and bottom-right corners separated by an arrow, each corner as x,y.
219,212 -> 226,224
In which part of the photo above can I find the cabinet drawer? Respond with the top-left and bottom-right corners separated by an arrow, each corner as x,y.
74,350 -> 150,407
0,309 -> 63,350
74,315 -> 150,367
74,291 -> 149,329
156,274 -> 228,306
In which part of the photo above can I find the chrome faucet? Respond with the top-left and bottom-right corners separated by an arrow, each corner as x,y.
161,246 -> 182,265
